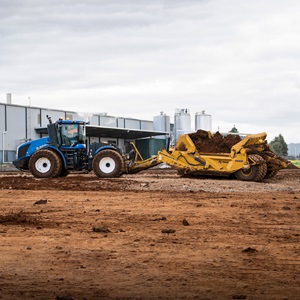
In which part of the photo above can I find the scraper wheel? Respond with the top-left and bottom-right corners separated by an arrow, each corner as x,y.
235,154 -> 267,182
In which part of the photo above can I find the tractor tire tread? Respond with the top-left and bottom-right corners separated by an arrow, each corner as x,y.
92,149 -> 124,178
29,149 -> 62,178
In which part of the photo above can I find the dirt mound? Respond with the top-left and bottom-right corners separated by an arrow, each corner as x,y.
189,130 -> 241,153
0,211 -> 41,226
287,162 -> 299,169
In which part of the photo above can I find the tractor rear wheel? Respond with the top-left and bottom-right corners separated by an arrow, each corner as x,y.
235,154 -> 267,182
92,150 -> 124,178
29,149 -> 62,178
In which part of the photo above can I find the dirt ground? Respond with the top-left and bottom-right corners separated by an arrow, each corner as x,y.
0,169 -> 300,300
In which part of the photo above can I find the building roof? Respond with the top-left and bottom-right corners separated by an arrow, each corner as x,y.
35,124 -> 168,140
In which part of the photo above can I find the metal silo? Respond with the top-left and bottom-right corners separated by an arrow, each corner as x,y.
174,108 -> 191,142
135,112 -> 170,158
195,110 -> 212,131
153,111 -> 170,139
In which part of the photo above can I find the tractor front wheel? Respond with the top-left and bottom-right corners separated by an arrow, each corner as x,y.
92,150 -> 124,178
29,149 -> 62,178
235,154 -> 267,182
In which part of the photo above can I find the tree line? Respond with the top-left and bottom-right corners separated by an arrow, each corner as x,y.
269,134 -> 288,157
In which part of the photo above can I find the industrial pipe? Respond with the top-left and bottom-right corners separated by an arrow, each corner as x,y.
2,131 -> 7,164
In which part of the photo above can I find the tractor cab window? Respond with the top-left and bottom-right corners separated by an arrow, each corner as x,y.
58,124 -> 79,146
78,124 -> 86,144
57,123 -> 86,146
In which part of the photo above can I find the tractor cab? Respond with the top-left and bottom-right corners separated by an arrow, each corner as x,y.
47,118 -> 87,149
57,121 -> 86,148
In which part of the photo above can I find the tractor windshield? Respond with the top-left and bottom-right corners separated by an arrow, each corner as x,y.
58,124 -> 86,146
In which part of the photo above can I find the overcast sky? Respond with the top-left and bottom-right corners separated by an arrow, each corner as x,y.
0,0 -> 299,143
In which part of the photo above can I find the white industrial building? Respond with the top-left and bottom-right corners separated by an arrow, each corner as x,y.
288,143 -> 300,158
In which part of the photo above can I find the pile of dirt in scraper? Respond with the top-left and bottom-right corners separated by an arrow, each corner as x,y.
189,130 -> 242,153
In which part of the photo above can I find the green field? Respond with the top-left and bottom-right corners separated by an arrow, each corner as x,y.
290,160 -> 300,168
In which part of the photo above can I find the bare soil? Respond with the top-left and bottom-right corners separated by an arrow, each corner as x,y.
0,169 -> 300,300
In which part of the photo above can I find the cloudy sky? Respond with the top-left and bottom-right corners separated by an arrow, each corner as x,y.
1,0 -> 299,143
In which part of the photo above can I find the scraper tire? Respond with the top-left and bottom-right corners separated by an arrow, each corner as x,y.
264,169 -> 279,179
235,154 -> 267,182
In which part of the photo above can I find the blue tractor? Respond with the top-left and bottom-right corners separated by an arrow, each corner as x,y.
13,116 -> 126,178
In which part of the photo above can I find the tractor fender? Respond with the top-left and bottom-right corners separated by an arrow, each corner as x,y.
94,145 -> 120,156
37,145 -> 68,168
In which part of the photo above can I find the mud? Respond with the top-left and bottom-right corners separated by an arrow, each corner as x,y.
189,130 -> 242,153
0,169 -> 300,300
